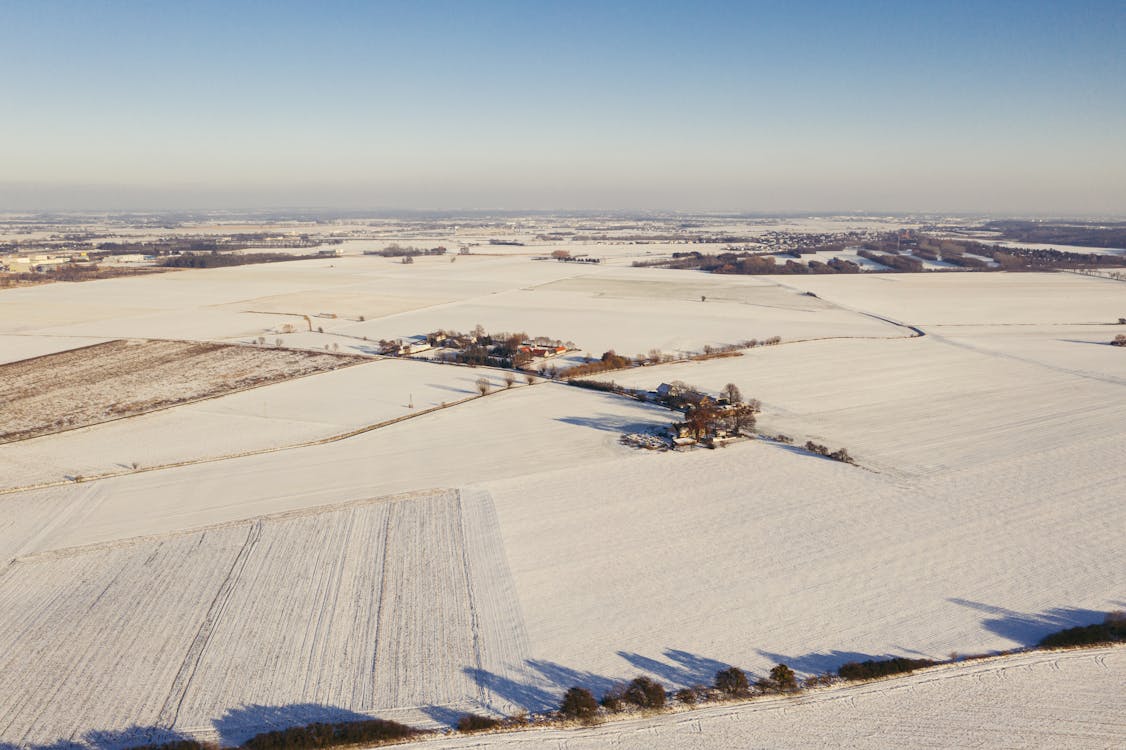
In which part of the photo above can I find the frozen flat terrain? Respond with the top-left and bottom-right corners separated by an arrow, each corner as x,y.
0,490 -> 530,747
0,255 -> 1122,748
0,359 -> 525,490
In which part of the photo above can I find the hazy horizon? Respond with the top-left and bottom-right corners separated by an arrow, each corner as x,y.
3,1 -> 1124,214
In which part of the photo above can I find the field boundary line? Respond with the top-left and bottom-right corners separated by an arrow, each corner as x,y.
0,381 -> 530,497
11,488 -> 450,564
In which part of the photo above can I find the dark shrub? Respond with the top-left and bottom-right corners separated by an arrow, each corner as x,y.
714,666 -> 750,696
769,663 -> 798,691
457,713 -> 501,733
1039,612 -> 1126,649
243,719 -> 422,750
675,688 -> 697,705
803,673 -> 834,688
624,676 -> 666,709
838,657 -> 937,681
560,686 -> 600,723
601,685 -> 625,712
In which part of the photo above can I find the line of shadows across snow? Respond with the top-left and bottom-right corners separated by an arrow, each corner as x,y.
211,704 -> 379,748
0,726 -> 203,750
425,382 -> 476,395
754,649 -> 891,676
0,704 -> 395,750
947,598 -> 1111,648
462,648 -> 746,721
756,601 -> 1116,676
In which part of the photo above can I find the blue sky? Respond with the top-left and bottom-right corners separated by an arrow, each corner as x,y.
1,0 -> 1123,213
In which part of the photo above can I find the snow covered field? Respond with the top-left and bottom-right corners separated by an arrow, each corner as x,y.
425,647 -> 1126,749
0,490 -> 530,748
0,257 -> 1122,748
0,359 -> 524,490
0,384 -> 675,554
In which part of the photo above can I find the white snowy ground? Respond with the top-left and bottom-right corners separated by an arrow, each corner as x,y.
0,261 -> 1122,748
0,334 -> 110,364
422,647 -> 1126,750
0,359 -> 529,490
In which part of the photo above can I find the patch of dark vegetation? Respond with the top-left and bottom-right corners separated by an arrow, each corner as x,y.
984,219 -> 1126,250
1,264 -> 169,286
623,676 -> 667,709
714,666 -> 750,697
161,252 -> 319,268
599,686 -> 624,713
763,663 -> 799,692
838,657 -> 938,681
559,687 -> 600,723
1111,334 -> 1126,347
1039,611 -> 1126,649
456,713 -> 502,733
803,441 -> 856,464
559,350 -> 634,378
363,243 -> 447,257
635,229 -> 1126,275
569,378 -> 622,393
242,718 -> 427,750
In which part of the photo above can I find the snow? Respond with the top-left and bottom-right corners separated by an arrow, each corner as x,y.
608,333 -> 1124,478
787,271 -> 1125,326
481,438 -> 1122,693
423,648 -> 1126,749
0,334 -> 111,365
0,359 -> 524,490
0,384 -> 676,554
0,258 -> 1122,748
0,490 -> 531,747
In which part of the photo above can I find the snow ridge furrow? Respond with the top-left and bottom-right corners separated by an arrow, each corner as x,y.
158,521 -> 263,729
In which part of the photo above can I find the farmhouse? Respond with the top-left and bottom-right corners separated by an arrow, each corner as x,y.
381,336 -> 432,355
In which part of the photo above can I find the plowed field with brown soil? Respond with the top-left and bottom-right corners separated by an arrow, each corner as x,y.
1,339 -> 363,443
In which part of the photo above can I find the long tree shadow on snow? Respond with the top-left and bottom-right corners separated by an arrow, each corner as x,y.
1,704 -> 418,750
212,704 -> 377,748
2,726 -> 209,750
947,599 -> 1108,647
616,649 -> 733,687
755,648 -> 898,676
555,414 -> 669,434
463,648 -> 746,720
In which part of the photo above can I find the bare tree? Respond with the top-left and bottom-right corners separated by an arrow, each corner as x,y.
524,373 -> 536,385
503,371 -> 516,388
721,383 -> 743,404
476,377 -> 491,396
